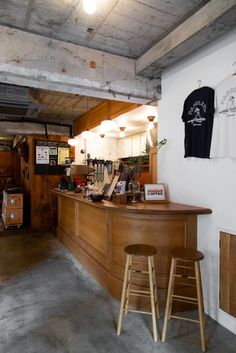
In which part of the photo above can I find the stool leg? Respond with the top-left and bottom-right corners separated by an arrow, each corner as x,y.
117,255 -> 131,336
162,258 -> 176,342
151,256 -> 160,319
124,255 -> 132,314
195,261 -> 206,352
148,256 -> 158,342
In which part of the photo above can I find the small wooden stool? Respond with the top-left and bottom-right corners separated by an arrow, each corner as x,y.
117,244 -> 160,342
161,248 -> 206,352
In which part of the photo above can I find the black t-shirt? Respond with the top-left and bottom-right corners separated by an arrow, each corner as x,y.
181,86 -> 215,158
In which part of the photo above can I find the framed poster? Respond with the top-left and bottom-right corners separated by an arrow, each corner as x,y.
144,183 -> 166,201
35,140 -> 70,175
36,146 -> 49,164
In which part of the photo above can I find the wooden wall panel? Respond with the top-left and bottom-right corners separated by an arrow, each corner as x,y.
220,231 -> 236,317
0,151 -> 20,193
78,203 -> 107,256
20,134 -> 74,231
110,213 -> 187,273
58,196 -> 76,236
74,100 -> 139,135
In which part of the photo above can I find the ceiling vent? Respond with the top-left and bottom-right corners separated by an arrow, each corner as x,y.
0,83 -> 43,118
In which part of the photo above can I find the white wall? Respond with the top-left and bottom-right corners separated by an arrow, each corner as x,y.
75,136 -> 118,164
158,28 -> 236,334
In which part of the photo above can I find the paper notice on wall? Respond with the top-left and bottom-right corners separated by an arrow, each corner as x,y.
36,146 -> 49,164
58,147 -> 69,165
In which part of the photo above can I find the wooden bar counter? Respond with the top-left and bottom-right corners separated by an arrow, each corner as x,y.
54,190 -> 212,307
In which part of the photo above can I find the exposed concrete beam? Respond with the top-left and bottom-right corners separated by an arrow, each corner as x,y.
136,0 -> 236,74
0,25 -> 160,104
0,121 -> 71,136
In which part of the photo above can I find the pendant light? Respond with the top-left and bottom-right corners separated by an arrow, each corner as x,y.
81,97 -> 95,140
100,101 -> 117,132
147,116 -> 155,130
68,137 -> 79,146
83,0 -> 96,14
81,130 -> 94,139
119,126 -> 126,138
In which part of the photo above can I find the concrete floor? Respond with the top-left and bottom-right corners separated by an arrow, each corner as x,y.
0,232 -> 236,353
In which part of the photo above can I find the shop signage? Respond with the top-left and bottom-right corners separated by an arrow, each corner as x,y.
144,183 -> 166,201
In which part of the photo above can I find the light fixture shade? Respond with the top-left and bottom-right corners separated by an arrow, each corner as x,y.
100,119 -> 117,132
83,0 -> 96,14
119,126 -> 126,138
68,138 -> 79,146
81,130 -> 94,140
147,115 -> 155,130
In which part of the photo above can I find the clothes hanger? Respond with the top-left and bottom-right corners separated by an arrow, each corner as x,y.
232,61 -> 236,76
197,79 -> 202,88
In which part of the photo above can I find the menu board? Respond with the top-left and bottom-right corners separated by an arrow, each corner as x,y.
35,140 -> 70,175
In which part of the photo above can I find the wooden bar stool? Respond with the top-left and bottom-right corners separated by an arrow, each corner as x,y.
161,248 -> 206,352
117,244 -> 160,342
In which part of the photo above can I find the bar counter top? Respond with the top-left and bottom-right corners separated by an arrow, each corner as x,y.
53,189 -> 212,215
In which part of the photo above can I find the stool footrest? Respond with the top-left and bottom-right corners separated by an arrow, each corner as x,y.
170,315 -> 200,324
176,265 -> 195,270
129,289 -> 150,294
172,294 -> 198,302
125,309 -> 152,315
128,292 -> 150,298
174,274 -> 196,279
172,298 -> 198,305
130,269 -> 149,274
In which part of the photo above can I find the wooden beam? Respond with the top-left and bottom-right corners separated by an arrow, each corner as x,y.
74,100 -> 139,135
136,0 -> 236,74
0,25 -> 160,103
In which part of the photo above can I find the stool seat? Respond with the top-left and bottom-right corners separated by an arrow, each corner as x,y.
171,248 -> 204,262
125,244 -> 157,257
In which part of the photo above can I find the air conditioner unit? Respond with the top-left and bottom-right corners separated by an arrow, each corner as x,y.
0,84 -> 43,118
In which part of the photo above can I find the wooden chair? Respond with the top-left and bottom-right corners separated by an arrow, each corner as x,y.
117,244 -> 160,342
161,248 -> 206,352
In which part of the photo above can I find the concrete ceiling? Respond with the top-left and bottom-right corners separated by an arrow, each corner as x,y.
0,0 -> 235,79
0,0 -> 235,138
0,0 -> 208,59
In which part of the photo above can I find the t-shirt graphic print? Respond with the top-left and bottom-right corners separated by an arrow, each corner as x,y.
181,86 -> 215,158
210,75 -> 236,158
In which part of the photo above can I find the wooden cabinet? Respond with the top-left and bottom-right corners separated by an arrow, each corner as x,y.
118,132 -> 146,158
1,191 -> 23,228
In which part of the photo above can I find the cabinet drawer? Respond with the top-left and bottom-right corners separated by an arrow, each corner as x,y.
3,192 -> 23,208
2,205 -> 23,225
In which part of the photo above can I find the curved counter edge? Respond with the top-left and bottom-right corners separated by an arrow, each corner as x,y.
53,189 -> 212,215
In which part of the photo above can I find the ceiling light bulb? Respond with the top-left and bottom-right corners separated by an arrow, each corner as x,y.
147,116 -> 155,130
81,130 -> 94,140
100,119 -> 117,132
119,126 -> 126,138
83,0 -> 96,14
68,138 -> 79,146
